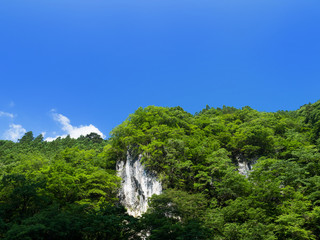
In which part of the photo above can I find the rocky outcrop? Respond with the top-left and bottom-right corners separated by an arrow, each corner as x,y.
236,154 -> 257,177
116,151 -> 162,217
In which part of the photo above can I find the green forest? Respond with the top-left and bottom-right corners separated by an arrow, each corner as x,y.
1,101 -> 320,239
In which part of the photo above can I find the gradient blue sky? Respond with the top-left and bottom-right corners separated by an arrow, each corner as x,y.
1,0 -> 320,141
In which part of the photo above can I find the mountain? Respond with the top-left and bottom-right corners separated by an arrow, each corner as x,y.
1,101 -> 320,239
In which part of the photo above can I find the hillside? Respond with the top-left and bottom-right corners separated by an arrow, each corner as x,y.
1,102 -> 320,239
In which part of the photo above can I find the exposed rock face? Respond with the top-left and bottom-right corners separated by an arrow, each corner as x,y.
236,155 -> 257,177
238,160 -> 252,176
116,151 -> 162,217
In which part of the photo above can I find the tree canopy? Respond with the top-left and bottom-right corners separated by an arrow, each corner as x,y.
1,101 -> 320,239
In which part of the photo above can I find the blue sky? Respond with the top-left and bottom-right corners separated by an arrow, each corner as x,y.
1,0 -> 320,141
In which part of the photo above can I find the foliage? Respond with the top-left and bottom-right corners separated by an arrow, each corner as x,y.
2,101 -> 320,239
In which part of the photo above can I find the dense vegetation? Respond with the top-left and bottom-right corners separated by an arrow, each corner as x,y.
1,101 -> 320,239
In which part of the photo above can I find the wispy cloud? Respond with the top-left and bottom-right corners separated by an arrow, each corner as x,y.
0,111 -> 14,118
3,124 -> 26,142
45,112 -> 105,141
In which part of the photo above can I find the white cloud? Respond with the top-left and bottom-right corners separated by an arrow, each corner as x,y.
45,112 -> 105,141
3,124 -> 26,142
45,136 -> 58,142
0,111 -> 14,118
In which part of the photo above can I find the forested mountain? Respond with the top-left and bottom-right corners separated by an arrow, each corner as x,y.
1,101 -> 320,239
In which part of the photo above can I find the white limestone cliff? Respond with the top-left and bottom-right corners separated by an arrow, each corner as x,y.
236,154 -> 257,177
116,151 -> 162,217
